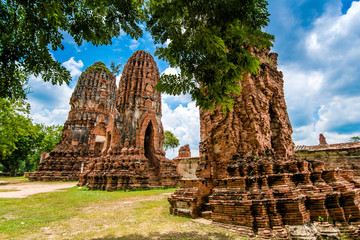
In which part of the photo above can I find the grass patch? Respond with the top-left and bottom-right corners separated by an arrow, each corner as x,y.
0,187 -> 242,239
0,189 -> 20,192
0,176 -> 27,182
0,176 -> 78,185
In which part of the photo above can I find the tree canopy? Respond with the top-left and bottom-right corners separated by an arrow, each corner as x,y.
0,98 -> 35,157
350,136 -> 360,142
1,0 -> 273,111
110,62 -> 122,75
0,98 -> 63,175
0,0 -> 145,99
24,124 -> 63,173
163,130 -> 180,151
147,0 -> 274,111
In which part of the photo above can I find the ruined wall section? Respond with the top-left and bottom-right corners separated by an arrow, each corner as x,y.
175,144 -> 191,159
296,141 -> 360,176
27,62 -> 117,181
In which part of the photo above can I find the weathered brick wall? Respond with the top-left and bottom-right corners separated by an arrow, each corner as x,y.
296,143 -> 360,175
197,48 -> 294,180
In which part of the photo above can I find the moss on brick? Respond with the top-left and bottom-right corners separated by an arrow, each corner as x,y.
85,62 -> 111,75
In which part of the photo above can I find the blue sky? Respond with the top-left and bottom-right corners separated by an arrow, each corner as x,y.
27,0 -> 360,158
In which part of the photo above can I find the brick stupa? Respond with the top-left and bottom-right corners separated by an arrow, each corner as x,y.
28,51 -> 179,189
28,62 -> 117,181
79,51 -> 179,190
169,48 -> 360,239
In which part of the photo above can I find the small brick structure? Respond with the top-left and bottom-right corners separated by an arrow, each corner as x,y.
27,51 -> 179,189
168,48 -> 360,239
319,133 -> 328,146
175,144 -> 191,159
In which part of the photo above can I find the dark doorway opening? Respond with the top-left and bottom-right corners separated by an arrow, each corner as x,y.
144,122 -> 159,172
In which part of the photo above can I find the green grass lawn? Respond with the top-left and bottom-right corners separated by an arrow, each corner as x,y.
0,175 -> 27,182
0,185 -> 242,240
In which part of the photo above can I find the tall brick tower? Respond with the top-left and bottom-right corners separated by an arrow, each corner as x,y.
169,48 -> 360,239
27,62 -> 117,181
112,50 -> 164,168
79,51 -> 179,190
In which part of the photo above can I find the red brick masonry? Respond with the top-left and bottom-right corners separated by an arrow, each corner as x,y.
27,51 -> 179,189
168,48 -> 360,239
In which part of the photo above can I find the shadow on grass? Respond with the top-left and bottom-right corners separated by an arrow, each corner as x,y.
92,231 -> 238,240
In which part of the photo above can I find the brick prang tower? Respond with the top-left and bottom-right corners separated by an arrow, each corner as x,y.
28,62 -> 117,181
79,51 -> 179,190
169,48 -> 360,239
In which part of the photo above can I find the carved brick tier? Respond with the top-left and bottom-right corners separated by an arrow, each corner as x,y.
168,48 -> 360,238
78,51 -> 179,189
27,62 -> 117,181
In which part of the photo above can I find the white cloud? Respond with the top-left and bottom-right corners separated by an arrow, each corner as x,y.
162,67 -> 180,75
27,76 -> 73,126
280,2 -> 360,147
160,66 -> 200,158
129,39 -> 140,51
62,57 -> 84,78
162,93 -> 192,105
315,96 -> 360,132
162,101 -> 200,159
305,1 -> 360,62
165,39 -> 171,46
31,107 -> 71,126
27,57 -> 83,126
290,95 -> 360,146
116,74 -> 122,87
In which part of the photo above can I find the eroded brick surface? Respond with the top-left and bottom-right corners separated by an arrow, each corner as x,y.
27,62 -> 117,181
27,51 -> 179,189
168,49 -> 360,239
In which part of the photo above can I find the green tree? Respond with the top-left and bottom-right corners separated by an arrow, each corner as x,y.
1,0 -> 145,99
1,134 -> 37,176
350,136 -> 360,142
2,0 -> 274,112
0,98 -> 35,157
0,98 -> 36,175
163,130 -> 180,151
146,0 -> 274,111
25,124 -> 63,172
110,62 -> 122,75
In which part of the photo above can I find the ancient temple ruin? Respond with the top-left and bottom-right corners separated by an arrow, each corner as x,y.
27,62 -> 117,181
169,48 -> 360,239
28,51 -> 179,189
79,51 -> 178,190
